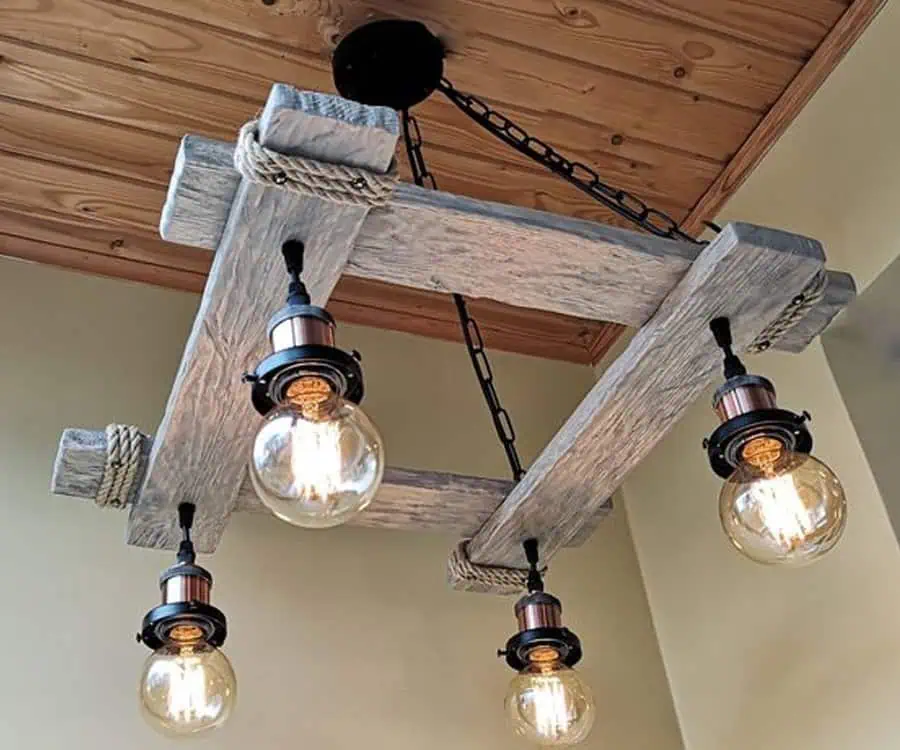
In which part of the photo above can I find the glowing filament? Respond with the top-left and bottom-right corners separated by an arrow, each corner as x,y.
289,418 -> 343,502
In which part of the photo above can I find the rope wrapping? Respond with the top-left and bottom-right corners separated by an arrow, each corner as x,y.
748,269 -> 828,354
447,540 -> 531,595
95,424 -> 143,509
233,119 -> 398,206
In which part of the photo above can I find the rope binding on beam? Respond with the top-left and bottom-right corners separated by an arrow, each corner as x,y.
233,119 -> 398,206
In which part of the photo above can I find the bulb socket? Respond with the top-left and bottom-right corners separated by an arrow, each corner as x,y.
705,375 -> 813,479
712,375 -> 777,421
515,592 -> 563,631
268,305 -> 336,352
159,563 -> 212,606
502,591 -> 582,672
140,562 -> 226,651
249,304 -> 364,415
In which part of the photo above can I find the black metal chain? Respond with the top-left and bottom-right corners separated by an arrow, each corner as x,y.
437,78 -> 705,245
401,108 -> 526,482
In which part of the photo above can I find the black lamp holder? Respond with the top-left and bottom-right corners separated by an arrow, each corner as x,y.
704,318 -> 812,479
499,540 -> 583,672
139,503 -> 228,651
245,240 -> 363,415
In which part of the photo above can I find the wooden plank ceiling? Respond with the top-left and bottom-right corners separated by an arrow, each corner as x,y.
0,0 -> 882,363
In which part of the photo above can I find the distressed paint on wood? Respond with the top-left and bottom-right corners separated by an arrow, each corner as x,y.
158,133 -> 853,351
128,85 -> 398,552
452,222 -> 825,584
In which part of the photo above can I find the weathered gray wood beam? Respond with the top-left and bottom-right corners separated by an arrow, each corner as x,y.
52,428 -> 610,543
132,85 -> 399,552
52,428 -> 510,536
449,223 -> 826,587
159,134 -> 852,349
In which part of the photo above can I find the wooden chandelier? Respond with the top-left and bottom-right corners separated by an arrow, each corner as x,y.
51,84 -> 854,594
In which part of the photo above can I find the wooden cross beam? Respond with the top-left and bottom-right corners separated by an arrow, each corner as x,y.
131,85 -> 399,552
51,428 -> 610,543
160,133 -> 854,345
449,223 -> 828,588
51,84 -> 854,587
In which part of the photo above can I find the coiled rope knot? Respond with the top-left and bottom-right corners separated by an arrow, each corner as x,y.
95,424 -> 143,508
748,270 -> 829,354
448,540 -> 533,595
233,119 -> 398,206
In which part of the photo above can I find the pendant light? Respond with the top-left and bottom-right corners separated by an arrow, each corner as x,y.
499,540 -> 595,746
244,239 -> 385,528
137,503 -> 236,736
704,317 -> 847,565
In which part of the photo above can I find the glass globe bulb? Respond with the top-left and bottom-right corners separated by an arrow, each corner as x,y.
505,650 -> 595,746
139,639 -> 236,737
249,390 -> 385,528
719,437 -> 846,565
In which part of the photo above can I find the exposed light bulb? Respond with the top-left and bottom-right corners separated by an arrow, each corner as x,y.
719,437 -> 846,565
505,648 -> 595,746
250,377 -> 385,528
139,636 -> 236,737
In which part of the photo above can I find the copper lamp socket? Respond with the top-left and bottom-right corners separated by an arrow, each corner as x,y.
268,305 -> 336,353
515,592 -> 563,631
712,374 -> 777,421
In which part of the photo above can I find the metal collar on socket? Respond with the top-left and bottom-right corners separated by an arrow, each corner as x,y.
502,591 -> 582,671
268,304 -> 336,352
248,303 -> 363,415
140,563 -> 227,650
706,374 -> 812,479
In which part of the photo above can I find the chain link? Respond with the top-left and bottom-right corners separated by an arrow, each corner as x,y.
437,78 -> 703,245
453,294 -> 526,482
401,108 -> 527,482
401,109 -> 438,189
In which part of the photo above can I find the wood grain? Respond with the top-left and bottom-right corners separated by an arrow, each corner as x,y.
128,85 -> 399,552
619,0 -> 847,57
0,1 -> 760,161
0,206 -> 210,274
0,204 -> 620,363
452,222 -> 826,582
0,231 -> 206,293
682,0 -> 887,236
157,134 -> 852,351
1,0 -> 802,110
52,428 -> 523,538
0,149 -> 163,233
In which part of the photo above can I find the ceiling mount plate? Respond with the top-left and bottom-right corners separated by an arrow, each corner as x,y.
332,20 -> 444,111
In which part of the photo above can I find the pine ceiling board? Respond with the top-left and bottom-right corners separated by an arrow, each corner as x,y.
682,0 -> 887,235
0,39 -> 252,141
421,4 -> 802,110
617,0 -> 848,56
0,34 -> 718,211
0,207 -> 212,274
0,150 -> 164,234
0,1 -> 759,161
0,231 -> 207,293
408,97 -> 721,206
43,0 -> 803,110
446,36 -> 761,161
0,96 -> 178,186
0,95 -> 690,238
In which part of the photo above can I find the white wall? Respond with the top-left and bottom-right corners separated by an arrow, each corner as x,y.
0,256 -> 682,749
622,4 -> 900,749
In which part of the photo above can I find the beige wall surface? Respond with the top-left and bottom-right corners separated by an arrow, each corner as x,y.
623,5 -> 900,750
0,257 -> 682,749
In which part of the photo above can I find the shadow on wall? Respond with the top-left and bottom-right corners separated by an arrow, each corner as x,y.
824,250 -> 900,541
